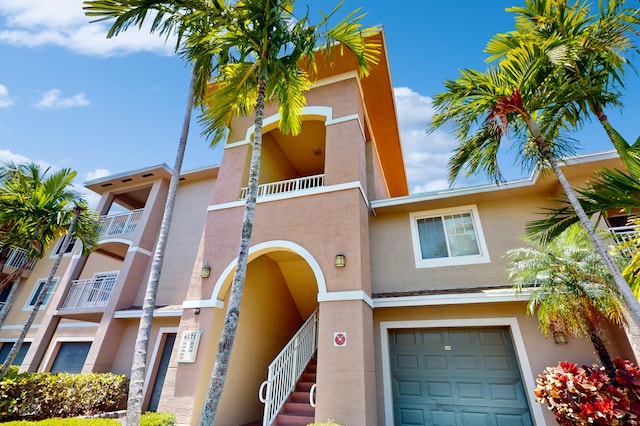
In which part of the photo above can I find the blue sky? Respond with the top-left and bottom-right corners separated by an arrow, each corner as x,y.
1,0 -> 639,206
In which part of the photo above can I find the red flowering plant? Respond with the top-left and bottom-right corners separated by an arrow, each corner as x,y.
535,359 -> 640,425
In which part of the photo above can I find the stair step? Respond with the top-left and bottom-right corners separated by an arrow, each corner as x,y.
299,372 -> 315,382
282,402 -> 314,416
288,391 -> 311,403
295,382 -> 314,393
274,414 -> 315,426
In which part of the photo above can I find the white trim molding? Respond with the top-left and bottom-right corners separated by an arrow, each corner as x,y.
209,240 -> 327,302
318,290 -> 374,308
379,317 -> 546,426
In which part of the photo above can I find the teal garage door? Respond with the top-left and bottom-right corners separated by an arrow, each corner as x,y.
390,327 -> 533,426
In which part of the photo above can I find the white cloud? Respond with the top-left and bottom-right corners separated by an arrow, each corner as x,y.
33,89 -> 90,109
0,0 -> 174,57
393,87 -> 459,194
85,168 -> 111,182
0,148 -> 31,164
0,84 -> 14,108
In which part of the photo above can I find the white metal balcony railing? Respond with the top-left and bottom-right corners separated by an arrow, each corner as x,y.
0,243 -> 35,271
259,309 -> 318,426
610,225 -> 638,257
97,209 -> 143,237
240,174 -> 325,200
60,274 -> 118,310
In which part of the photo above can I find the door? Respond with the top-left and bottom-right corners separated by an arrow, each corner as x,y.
390,327 -> 533,426
147,333 -> 177,412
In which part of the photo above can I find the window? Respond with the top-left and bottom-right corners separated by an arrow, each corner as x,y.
51,236 -> 77,257
24,278 -> 59,309
50,342 -> 91,373
0,342 -> 31,366
410,205 -> 490,268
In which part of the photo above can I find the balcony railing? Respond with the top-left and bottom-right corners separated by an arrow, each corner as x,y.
240,174 -> 325,200
0,243 -> 35,271
610,225 -> 638,257
98,209 -> 143,237
60,274 -> 118,310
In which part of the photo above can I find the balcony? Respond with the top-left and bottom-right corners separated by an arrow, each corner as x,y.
0,243 -> 35,271
240,174 -> 325,200
98,209 -> 143,237
60,274 -> 117,311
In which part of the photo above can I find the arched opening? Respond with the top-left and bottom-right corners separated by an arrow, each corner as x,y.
210,242 -> 321,425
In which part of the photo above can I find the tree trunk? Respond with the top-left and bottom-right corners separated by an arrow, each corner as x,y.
0,207 -> 82,378
521,114 -> 640,332
126,69 -> 196,425
199,77 -> 267,426
589,330 -> 616,381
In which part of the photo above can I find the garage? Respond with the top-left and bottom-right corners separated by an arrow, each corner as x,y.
389,327 -> 533,426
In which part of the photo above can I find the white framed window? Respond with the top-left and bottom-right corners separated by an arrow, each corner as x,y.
24,277 -> 59,309
51,236 -> 77,258
409,205 -> 490,268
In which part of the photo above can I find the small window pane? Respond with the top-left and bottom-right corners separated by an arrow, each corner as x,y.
417,217 -> 448,259
444,213 -> 480,257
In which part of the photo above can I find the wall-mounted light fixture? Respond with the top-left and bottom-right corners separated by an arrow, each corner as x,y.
201,262 -> 212,278
335,254 -> 346,268
553,330 -> 568,345
193,308 -> 201,315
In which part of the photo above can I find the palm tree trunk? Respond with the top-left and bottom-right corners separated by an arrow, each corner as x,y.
0,207 -> 82,378
126,69 -> 196,425
589,330 -> 617,381
521,114 -> 640,330
199,77 -> 267,426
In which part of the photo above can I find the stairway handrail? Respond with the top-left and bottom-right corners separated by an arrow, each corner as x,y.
259,309 -> 318,426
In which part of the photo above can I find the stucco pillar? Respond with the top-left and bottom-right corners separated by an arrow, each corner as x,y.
315,299 -> 377,425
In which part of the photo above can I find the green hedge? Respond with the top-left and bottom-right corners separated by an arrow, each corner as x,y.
0,371 -> 128,421
1,419 -> 120,425
140,412 -> 176,426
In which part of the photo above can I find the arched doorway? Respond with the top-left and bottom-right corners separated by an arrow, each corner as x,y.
207,241 -> 323,425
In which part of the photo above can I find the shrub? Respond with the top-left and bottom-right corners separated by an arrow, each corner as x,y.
0,372 -> 128,421
535,358 -> 640,425
307,421 -> 342,426
0,419 -> 119,425
141,412 -> 177,426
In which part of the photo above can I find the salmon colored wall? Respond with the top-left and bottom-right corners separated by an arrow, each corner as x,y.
369,187 -> 574,293
156,178 -> 216,305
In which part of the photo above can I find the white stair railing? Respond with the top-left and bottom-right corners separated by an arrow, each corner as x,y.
609,225 -> 638,257
259,309 -> 318,426
240,174 -> 325,200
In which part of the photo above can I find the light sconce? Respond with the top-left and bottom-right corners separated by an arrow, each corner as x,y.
201,262 -> 212,278
335,254 -> 346,268
553,331 -> 568,345
193,308 -> 201,315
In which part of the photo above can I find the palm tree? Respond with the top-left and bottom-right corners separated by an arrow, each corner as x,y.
0,163 -> 99,378
485,0 -> 640,158
83,2 -> 224,423
191,2 -> 379,423
429,40 -> 640,331
506,224 -> 625,380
